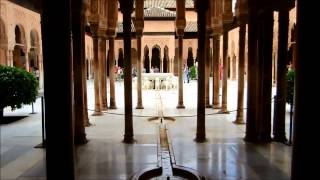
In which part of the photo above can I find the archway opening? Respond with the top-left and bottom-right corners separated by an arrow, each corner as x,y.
29,29 -> 40,78
151,45 -> 160,72
187,47 -> 194,67
144,46 -> 150,73
118,48 -> 124,68
13,25 -> 26,69
163,46 -> 169,73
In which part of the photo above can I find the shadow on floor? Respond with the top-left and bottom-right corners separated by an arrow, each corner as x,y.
0,116 -> 28,124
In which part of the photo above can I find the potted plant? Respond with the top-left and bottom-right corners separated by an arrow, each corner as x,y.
0,65 -> 39,121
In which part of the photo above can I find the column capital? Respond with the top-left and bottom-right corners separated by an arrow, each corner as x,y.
194,0 -> 209,12
135,30 -> 143,38
106,28 -> 117,38
119,0 -> 134,14
135,20 -> 144,34
176,28 -> 185,37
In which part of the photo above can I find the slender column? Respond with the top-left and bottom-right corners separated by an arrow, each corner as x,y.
176,0 -> 185,108
92,34 -> 103,115
108,36 -> 117,109
72,0 -> 87,144
136,34 -> 144,109
220,31 -> 229,113
205,35 -> 211,108
41,0 -> 75,178
273,7 -> 289,142
212,35 -> 221,108
99,36 -> 108,110
245,5 -> 259,142
83,64 -> 90,126
120,0 -> 134,143
25,51 -> 30,72
291,0 -> 314,178
258,10 -> 273,142
195,0 -> 208,142
177,36 -> 185,108
234,24 -> 246,124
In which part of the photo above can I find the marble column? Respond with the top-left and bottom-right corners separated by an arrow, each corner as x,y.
108,36 -> 117,109
92,33 -> 103,116
177,35 -> 185,108
195,0 -> 208,142
220,31 -> 229,113
257,10 -> 273,142
212,35 -> 221,108
291,0 -> 314,178
205,34 -> 211,108
99,36 -> 108,110
41,0 -> 75,178
136,33 -> 144,109
72,0 -> 87,144
234,23 -> 246,124
273,7 -> 289,142
120,0 -> 134,143
245,5 -> 259,142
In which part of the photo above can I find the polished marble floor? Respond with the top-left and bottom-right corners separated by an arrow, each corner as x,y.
0,79 -> 292,179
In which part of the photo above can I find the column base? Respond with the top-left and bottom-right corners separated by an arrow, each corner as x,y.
109,105 -> 117,109
273,136 -> 287,143
102,107 -> 108,111
110,100 -> 117,109
92,111 -> 103,116
176,104 -> 185,109
74,135 -> 88,145
233,118 -> 245,124
218,109 -> 230,114
123,135 -> 136,144
213,104 -> 221,109
244,136 -> 258,143
258,135 -> 272,143
194,136 -> 207,143
136,105 -> 144,109
84,119 -> 92,127
206,104 -> 213,108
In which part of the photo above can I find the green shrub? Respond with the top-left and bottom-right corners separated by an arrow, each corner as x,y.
189,66 -> 197,80
0,65 -> 39,117
286,69 -> 294,105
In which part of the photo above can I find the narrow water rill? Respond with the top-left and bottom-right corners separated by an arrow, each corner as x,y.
131,92 -> 205,180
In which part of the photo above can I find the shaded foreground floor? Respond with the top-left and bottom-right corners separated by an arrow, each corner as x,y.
0,80 -> 292,179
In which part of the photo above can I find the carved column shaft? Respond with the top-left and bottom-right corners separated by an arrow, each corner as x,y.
221,31 -> 229,113
72,0 -> 87,143
195,0 -> 208,142
273,7 -> 289,142
99,36 -> 108,110
136,34 -> 144,109
205,34 -> 211,108
245,6 -> 259,142
41,0 -> 75,178
177,35 -> 185,108
120,0 -> 134,143
212,35 -> 221,108
92,34 -> 103,115
257,10 -> 273,142
234,23 -> 246,124
108,36 -> 117,109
